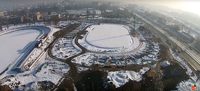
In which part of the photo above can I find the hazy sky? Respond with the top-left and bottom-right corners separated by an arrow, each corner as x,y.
1,0 -> 200,16
132,0 -> 200,16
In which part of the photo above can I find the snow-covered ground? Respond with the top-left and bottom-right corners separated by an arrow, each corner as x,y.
1,22 -> 45,32
160,60 -> 171,68
177,79 -> 200,91
18,26 -> 59,71
72,42 -> 159,66
0,24 -> 67,90
52,38 -> 81,59
0,29 -> 41,73
1,50 -> 70,90
58,21 -> 71,27
72,53 -> 95,66
79,24 -> 142,53
86,24 -> 132,48
107,67 -> 150,88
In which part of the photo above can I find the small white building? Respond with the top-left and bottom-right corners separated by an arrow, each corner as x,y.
0,11 -> 6,17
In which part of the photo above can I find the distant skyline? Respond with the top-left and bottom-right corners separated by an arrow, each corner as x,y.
1,0 -> 200,16
0,0 -> 63,11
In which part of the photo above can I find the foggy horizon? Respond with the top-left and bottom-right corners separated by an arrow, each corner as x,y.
1,0 -> 200,29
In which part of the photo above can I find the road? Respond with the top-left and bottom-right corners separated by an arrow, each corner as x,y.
134,13 -> 200,71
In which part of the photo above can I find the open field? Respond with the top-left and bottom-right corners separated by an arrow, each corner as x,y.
0,29 -> 41,73
86,24 -> 133,49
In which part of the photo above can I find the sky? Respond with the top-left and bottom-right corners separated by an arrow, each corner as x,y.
133,0 -> 200,16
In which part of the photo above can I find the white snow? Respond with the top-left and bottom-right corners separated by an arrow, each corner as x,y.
21,48 -> 44,70
107,67 -> 150,88
78,24 -> 144,53
52,38 -> 81,59
85,24 -> 132,48
35,61 -> 69,84
77,66 -> 89,73
72,42 -> 159,66
0,29 -> 40,73
2,60 -> 70,89
177,79 -> 200,91
58,21 -> 70,27
72,53 -> 95,66
0,24 -> 67,90
160,61 -> 171,68
1,23 -> 45,31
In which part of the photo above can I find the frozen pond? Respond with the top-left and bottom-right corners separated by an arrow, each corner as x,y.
0,29 -> 41,73
86,24 -> 133,49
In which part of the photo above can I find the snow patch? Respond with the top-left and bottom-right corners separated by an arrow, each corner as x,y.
107,67 -> 150,88
1,61 -> 70,89
52,38 -> 81,59
177,79 -> 200,91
